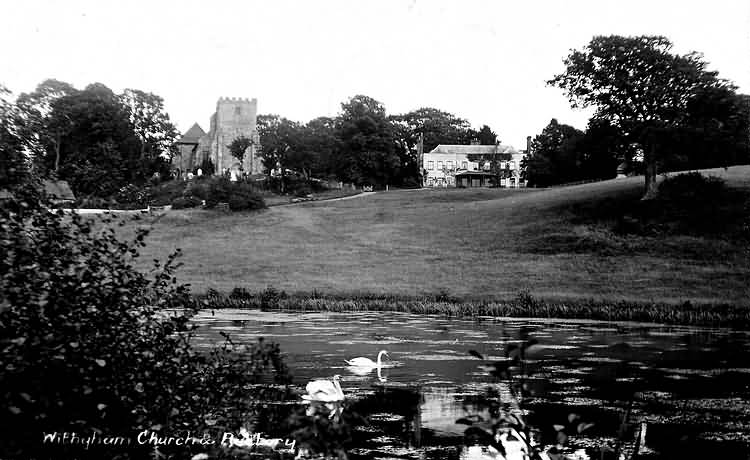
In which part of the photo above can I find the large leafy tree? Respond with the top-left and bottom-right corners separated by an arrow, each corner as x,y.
13,81 -> 180,197
391,107 -> 474,153
304,116 -> 340,178
257,114 -> 304,190
549,35 -> 744,198
15,79 -> 77,172
43,83 -> 142,196
521,119 -> 584,187
119,88 -> 179,178
0,84 -> 31,187
336,95 -> 401,186
578,119 -> 627,181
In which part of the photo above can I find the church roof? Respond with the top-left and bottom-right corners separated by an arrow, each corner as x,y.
178,123 -> 206,144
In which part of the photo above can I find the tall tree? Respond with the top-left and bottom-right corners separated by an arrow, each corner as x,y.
257,114 -> 304,191
549,35 -> 741,198
304,116 -> 340,178
15,79 -> 77,172
521,119 -> 584,187
391,107 -> 474,153
0,84 -> 31,187
119,89 -> 179,178
43,83 -> 141,196
578,119 -> 626,181
336,95 -> 400,186
475,124 -> 498,145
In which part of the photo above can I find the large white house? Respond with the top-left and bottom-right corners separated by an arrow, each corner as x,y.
422,143 -> 526,188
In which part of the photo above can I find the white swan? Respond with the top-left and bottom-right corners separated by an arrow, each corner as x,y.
302,375 -> 345,402
345,350 -> 389,368
302,375 -> 345,419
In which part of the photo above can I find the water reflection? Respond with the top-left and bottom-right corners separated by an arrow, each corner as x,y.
193,310 -> 750,458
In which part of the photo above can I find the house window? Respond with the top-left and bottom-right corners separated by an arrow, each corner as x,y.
483,163 -> 490,171
427,161 -> 434,170
437,161 -> 444,170
446,160 -> 453,170
462,161 -> 468,170
235,106 -> 242,115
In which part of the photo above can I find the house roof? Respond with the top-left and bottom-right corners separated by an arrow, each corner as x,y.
177,123 -> 206,144
43,179 -> 75,201
427,144 -> 520,155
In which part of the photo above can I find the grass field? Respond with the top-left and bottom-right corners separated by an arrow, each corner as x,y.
121,166 -> 750,305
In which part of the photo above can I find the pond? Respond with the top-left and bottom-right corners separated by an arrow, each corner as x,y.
192,310 -> 750,459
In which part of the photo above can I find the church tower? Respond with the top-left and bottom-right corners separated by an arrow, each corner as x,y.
210,97 -> 261,174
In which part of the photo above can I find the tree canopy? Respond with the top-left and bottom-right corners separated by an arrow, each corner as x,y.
255,98 -> 499,187
226,134 -> 254,168
522,119 -> 585,187
6,80 -> 179,197
335,95 -> 400,186
549,35 -> 749,197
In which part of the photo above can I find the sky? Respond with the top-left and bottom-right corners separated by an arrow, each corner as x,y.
2,0 -> 749,149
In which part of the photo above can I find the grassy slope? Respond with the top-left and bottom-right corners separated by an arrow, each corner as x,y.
127,166 -> 750,305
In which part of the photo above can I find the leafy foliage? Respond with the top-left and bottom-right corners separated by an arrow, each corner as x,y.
390,107 -> 475,153
0,84 -> 35,187
170,195 -> 203,209
0,195 -> 287,459
616,173 -> 747,237
226,135 -> 255,168
463,330 -> 598,460
181,176 -> 265,211
119,88 -> 179,178
10,81 -> 178,197
334,95 -> 401,186
549,35 -> 749,197
257,99 -> 499,188
522,119 -> 585,187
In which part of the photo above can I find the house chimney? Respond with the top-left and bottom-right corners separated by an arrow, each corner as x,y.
526,136 -> 532,154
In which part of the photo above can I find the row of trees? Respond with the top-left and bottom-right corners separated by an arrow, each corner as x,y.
522,118 -> 626,187
1,79 -> 179,196
3,81 -> 500,194
253,96 -> 498,187
524,35 -> 750,194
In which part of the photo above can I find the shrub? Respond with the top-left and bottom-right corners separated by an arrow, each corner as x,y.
147,179 -> 188,206
181,177 -> 265,211
72,195 -> 118,209
114,183 -> 150,208
171,195 -> 202,209
184,179 -> 211,201
205,177 -> 234,207
227,185 -> 265,211
657,172 -> 726,204
0,196 -> 290,459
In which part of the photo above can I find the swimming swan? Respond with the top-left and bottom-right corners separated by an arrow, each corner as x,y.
345,350 -> 389,368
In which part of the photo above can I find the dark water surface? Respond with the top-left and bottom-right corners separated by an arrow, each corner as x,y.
192,310 -> 750,459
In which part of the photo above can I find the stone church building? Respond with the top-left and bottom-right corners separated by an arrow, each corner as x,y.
173,97 -> 263,177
